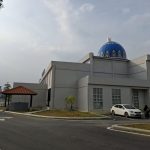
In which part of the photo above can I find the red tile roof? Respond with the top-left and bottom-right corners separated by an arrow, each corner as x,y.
2,86 -> 37,95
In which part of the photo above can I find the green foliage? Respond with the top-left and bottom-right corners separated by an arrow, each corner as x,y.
65,96 -> 76,111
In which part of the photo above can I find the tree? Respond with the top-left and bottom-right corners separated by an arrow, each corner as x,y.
0,0 -> 3,9
3,82 -> 12,107
65,96 -> 76,111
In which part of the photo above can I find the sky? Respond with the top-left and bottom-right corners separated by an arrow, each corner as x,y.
0,0 -> 150,86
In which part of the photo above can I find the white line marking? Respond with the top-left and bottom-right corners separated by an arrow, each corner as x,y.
1,117 -> 13,119
107,127 -> 150,137
0,116 -> 13,122
0,119 -> 5,121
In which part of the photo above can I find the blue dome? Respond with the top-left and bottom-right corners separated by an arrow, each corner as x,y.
98,39 -> 127,59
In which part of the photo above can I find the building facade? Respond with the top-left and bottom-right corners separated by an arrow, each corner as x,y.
38,39 -> 150,112
10,39 -> 150,111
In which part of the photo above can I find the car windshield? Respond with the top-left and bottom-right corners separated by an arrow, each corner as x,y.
123,105 -> 136,109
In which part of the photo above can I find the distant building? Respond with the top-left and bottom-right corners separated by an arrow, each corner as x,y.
12,39 -> 150,111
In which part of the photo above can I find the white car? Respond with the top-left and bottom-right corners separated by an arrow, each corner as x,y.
111,104 -> 142,118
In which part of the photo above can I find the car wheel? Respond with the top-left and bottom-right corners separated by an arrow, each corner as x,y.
124,112 -> 129,118
112,110 -> 115,116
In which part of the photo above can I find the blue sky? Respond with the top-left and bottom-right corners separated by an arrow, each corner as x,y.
0,0 -> 150,85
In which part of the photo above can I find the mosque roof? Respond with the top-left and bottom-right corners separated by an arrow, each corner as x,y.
98,38 -> 127,59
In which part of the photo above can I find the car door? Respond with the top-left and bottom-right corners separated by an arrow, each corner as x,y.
118,105 -> 125,116
113,105 -> 119,115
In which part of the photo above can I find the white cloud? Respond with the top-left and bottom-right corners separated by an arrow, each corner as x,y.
43,0 -> 73,37
42,0 -> 92,53
79,3 -> 95,13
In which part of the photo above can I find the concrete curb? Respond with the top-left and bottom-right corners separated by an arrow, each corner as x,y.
111,124 -> 150,135
5,111 -> 110,120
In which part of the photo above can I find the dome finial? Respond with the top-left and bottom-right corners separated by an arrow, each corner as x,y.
107,37 -> 111,42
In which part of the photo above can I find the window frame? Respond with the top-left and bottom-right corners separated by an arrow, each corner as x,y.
112,89 -> 121,105
93,88 -> 103,109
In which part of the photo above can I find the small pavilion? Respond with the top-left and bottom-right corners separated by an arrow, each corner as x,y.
1,86 -> 37,108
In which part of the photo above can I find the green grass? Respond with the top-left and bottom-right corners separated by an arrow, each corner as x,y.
34,110 -> 103,117
124,124 -> 150,130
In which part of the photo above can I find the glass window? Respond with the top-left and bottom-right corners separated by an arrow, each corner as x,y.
112,89 -> 121,105
93,88 -> 103,109
123,104 -> 135,109
114,105 -> 118,108
132,90 -> 139,108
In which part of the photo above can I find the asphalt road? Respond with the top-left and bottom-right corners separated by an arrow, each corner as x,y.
0,112 -> 150,150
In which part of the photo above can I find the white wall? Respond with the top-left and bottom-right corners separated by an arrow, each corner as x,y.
50,62 -> 90,109
52,87 -> 77,109
93,58 -> 129,78
78,76 -> 89,112
129,55 -> 147,80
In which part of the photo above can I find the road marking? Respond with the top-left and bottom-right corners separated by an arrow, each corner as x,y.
0,117 -> 13,119
107,126 -> 150,137
0,119 -> 5,121
0,116 -> 13,122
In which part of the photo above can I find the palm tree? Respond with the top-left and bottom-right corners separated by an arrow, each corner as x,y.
65,96 -> 76,111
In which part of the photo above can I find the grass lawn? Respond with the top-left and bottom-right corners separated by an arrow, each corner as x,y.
124,124 -> 150,130
0,107 -> 5,110
34,110 -> 103,117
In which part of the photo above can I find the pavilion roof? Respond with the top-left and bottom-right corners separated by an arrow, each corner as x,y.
1,86 -> 37,95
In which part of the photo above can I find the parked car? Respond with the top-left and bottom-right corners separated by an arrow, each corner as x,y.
110,104 -> 142,118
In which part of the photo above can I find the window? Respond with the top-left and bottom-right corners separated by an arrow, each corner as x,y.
114,105 -> 119,108
132,90 -> 139,108
93,88 -> 103,109
118,105 -> 124,109
112,89 -> 121,105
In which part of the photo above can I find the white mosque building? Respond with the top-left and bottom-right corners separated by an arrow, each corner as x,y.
12,38 -> 150,112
